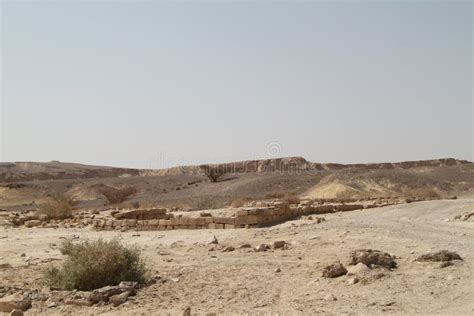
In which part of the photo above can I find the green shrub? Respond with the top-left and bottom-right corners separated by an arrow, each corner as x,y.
45,238 -> 148,291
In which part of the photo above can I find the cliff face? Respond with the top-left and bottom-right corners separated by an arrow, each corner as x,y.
1,157 -> 471,182
145,157 -> 472,176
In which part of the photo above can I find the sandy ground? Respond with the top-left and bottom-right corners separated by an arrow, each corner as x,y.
1,199 -> 473,315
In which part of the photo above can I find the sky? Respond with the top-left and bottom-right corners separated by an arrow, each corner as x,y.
1,1 -> 472,169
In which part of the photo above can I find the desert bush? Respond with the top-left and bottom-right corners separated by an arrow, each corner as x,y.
45,238 -> 148,291
404,187 -> 441,199
37,196 -> 73,220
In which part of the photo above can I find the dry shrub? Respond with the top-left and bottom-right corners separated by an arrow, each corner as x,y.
38,196 -> 73,220
404,187 -> 441,199
45,239 -> 148,291
231,197 -> 251,208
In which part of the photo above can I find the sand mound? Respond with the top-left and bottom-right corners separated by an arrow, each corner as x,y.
302,177 -> 396,199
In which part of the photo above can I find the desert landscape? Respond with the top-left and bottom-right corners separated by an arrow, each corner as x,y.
0,157 -> 473,315
2,1 -> 472,315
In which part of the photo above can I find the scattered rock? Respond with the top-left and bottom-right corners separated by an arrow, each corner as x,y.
348,249 -> 397,269
0,294 -> 31,313
324,293 -> 337,301
109,291 -> 130,307
255,244 -> 270,252
322,262 -> 348,278
0,263 -> 13,270
347,277 -> 359,285
273,240 -> 286,249
9,310 -> 23,316
346,262 -> 371,276
416,250 -> 462,262
118,281 -> 138,294
454,212 -> 474,222
221,246 -> 235,253
66,299 -> 93,307
439,261 -> 454,268
89,285 -> 123,303
183,306 -> 191,316
210,236 -> 218,245
24,220 -> 41,228
239,243 -> 251,248
275,267 -> 281,273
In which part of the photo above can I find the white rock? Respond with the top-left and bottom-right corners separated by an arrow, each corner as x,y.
346,262 -> 370,276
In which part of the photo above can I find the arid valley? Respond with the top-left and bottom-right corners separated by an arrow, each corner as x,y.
0,158 -> 473,315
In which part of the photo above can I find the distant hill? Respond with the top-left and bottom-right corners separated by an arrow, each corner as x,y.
0,161 -> 140,183
1,157 -> 471,183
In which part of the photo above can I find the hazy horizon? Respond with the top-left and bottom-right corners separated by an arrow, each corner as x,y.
1,1 -> 472,169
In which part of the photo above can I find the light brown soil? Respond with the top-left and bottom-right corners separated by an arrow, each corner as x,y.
1,199 -> 473,315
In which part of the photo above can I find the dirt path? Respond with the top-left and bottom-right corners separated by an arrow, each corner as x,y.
1,199 -> 473,315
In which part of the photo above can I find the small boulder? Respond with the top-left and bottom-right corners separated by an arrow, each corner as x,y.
347,277 -> 360,285
346,262 -> 371,276
0,294 -> 31,313
348,249 -> 397,269
9,310 -> 23,316
24,220 -> 41,228
109,291 -> 130,307
183,306 -> 191,316
221,246 -> 235,253
209,236 -> 218,245
89,285 -> 122,303
416,250 -> 462,262
322,262 -> 347,278
439,262 -> 454,268
255,244 -> 270,252
324,293 -> 337,301
273,241 -> 286,249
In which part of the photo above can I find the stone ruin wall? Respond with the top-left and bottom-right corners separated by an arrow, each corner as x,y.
91,201 -> 392,232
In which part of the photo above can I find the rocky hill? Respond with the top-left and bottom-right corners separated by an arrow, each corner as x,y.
0,161 -> 140,183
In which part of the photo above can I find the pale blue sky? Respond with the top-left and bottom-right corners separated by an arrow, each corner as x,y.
1,1 -> 472,168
